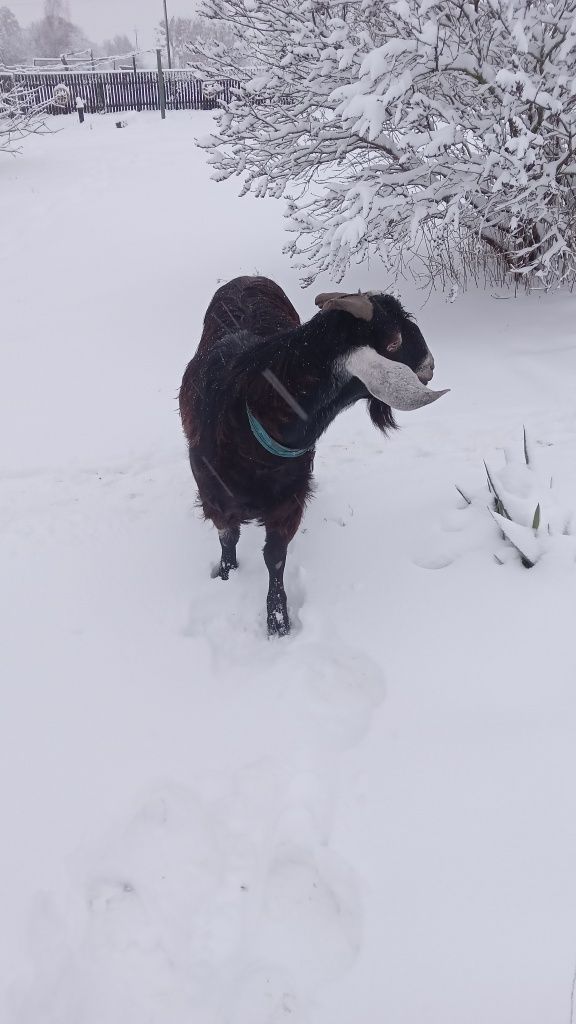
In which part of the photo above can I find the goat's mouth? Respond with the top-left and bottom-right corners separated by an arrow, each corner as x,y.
416,355 -> 435,385
417,369 -> 433,385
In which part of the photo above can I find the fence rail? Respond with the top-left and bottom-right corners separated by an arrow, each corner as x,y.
0,70 -> 240,114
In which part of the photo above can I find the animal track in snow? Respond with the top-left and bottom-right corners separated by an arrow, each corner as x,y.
252,841 -> 361,989
267,643 -> 386,754
224,965 -> 308,1024
11,607 -> 385,1024
412,504 -> 494,570
412,550 -> 456,570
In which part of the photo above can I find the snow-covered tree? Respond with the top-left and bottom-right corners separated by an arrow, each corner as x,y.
0,7 -> 25,65
98,35 -> 135,59
28,0 -> 90,60
189,0 -> 576,290
0,81 -> 48,154
156,15 -> 235,68
157,16 -> 192,67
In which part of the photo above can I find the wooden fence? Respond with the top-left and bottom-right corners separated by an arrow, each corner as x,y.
0,70 -> 240,115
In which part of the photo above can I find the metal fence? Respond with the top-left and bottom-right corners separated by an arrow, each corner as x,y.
0,69 -> 240,114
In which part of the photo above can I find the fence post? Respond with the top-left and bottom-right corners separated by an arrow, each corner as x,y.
156,48 -> 166,120
133,54 -> 141,112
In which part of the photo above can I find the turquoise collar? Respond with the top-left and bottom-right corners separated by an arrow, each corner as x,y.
246,405 -> 312,459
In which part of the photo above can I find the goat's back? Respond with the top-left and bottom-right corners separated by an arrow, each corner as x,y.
196,276 -> 300,354
180,276 -> 301,446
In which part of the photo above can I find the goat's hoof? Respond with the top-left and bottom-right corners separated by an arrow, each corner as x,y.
267,608 -> 291,637
210,561 -> 238,580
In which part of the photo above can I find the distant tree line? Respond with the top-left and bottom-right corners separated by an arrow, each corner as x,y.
0,0 -> 135,66
0,1 -> 237,69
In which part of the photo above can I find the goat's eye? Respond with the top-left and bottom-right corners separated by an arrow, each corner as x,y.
386,332 -> 402,354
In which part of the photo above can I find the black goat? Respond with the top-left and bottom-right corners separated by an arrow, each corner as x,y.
179,276 -> 447,636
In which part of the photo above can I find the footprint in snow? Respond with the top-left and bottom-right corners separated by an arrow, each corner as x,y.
268,642 -> 386,753
10,785 -> 257,1024
251,840 -> 361,989
224,964 -> 308,1024
224,838 -> 360,1022
412,507 -> 493,569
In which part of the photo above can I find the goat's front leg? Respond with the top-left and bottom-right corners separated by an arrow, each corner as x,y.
263,529 -> 291,636
211,525 -> 240,581
263,500 -> 305,636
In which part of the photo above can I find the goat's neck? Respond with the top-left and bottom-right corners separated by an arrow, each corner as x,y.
246,314 -> 370,449
277,373 -> 366,449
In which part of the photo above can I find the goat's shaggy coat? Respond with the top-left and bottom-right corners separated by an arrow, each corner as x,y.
179,275 -> 442,635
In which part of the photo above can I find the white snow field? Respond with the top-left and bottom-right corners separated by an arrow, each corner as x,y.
2,112 -> 576,1024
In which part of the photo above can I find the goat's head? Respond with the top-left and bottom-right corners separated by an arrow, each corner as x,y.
314,291 -> 448,414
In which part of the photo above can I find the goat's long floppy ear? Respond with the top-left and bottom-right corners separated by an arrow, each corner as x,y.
346,346 -> 449,411
315,292 -> 374,322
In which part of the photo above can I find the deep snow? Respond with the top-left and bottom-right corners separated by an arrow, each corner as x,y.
2,112 -> 576,1024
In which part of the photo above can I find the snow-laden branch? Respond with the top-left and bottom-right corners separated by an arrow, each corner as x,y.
0,77 -> 52,154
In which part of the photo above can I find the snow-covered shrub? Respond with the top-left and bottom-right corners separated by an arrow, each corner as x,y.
457,431 -> 574,569
0,78 -> 49,154
190,0 -> 576,290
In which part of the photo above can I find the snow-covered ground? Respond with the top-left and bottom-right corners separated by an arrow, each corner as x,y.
2,112 -> 576,1024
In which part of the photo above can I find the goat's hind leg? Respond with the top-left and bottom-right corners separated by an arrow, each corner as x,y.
211,525 -> 241,581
